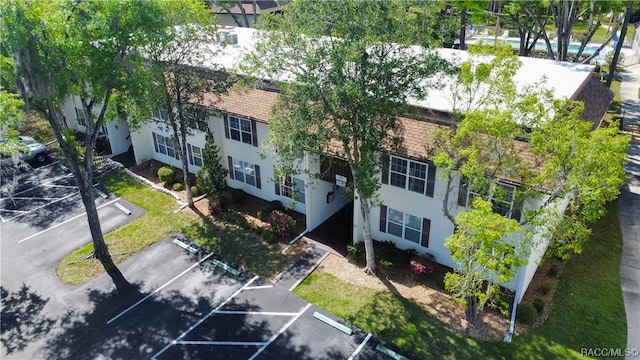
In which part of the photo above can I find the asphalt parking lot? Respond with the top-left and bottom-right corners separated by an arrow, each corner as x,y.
1,162 -> 415,360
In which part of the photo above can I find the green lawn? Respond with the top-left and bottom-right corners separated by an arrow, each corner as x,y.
294,202 -> 625,359
57,170 -> 293,284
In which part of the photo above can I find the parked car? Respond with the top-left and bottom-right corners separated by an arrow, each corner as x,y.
0,136 -> 49,166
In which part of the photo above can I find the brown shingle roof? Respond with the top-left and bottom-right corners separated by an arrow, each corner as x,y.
570,73 -> 613,128
203,87 -> 278,123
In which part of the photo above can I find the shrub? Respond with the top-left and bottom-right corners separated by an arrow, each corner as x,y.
231,188 -> 247,204
149,162 -> 158,177
410,260 -> 434,276
209,194 -> 227,216
223,212 -> 250,229
380,259 -> 393,268
261,229 -> 278,243
191,185 -> 201,197
404,248 -> 418,260
532,298 -> 546,313
548,264 -> 560,278
172,182 -> 184,191
540,282 -> 553,294
347,242 -> 365,259
256,210 -> 263,220
157,166 -> 175,183
267,200 -> 283,213
517,303 -> 538,324
268,210 -> 296,240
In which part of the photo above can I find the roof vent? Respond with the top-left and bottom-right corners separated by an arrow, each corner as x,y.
217,30 -> 238,45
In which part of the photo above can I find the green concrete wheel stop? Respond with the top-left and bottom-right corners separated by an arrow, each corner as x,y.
172,238 -> 199,254
376,344 -> 408,360
312,311 -> 353,335
211,258 -> 241,276
113,202 -> 131,215
94,187 -> 108,199
59,163 -> 68,171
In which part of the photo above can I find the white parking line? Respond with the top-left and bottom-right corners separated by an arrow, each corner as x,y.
248,303 -> 312,360
244,285 -> 274,290
151,276 -> 259,360
214,310 -> 300,316
11,173 -> 74,197
175,340 -> 267,346
106,252 -> 215,325
17,198 -> 121,243
5,192 -> 79,222
348,333 -> 372,360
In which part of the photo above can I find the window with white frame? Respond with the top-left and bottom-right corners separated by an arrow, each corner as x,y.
386,207 -> 423,243
225,115 -> 257,146
152,132 -> 178,159
75,107 -> 87,127
232,158 -> 257,187
152,108 -> 169,122
387,155 -> 434,196
462,180 -> 517,219
280,176 -> 305,204
188,144 -> 203,167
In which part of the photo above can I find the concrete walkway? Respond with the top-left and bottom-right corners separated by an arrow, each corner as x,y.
619,63 -> 640,359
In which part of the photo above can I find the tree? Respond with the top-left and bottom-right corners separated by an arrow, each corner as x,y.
244,0 -> 450,274
0,0 -> 201,290
606,1 -> 633,87
0,89 -> 28,206
144,1 -> 229,207
195,131 -> 228,195
444,198 -> 524,323
433,44 -> 628,320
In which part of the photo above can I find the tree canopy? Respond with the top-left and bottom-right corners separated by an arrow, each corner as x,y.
244,0 -> 451,273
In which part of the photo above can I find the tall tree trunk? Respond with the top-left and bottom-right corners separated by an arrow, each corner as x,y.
465,295 -> 479,323
459,9 -> 467,50
358,194 -> 377,275
607,3 -> 631,87
179,131 -> 193,206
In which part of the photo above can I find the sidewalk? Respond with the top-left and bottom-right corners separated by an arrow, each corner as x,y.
618,63 -> 640,359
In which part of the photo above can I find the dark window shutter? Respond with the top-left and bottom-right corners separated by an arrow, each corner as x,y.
379,205 -> 387,232
187,144 -> 193,165
227,156 -> 234,180
421,218 -> 431,248
275,180 -> 280,195
251,119 -> 258,147
426,163 -> 436,197
152,132 -> 158,153
457,176 -> 469,207
512,198 -> 523,223
255,165 -> 261,189
223,114 -> 230,139
381,155 -> 389,185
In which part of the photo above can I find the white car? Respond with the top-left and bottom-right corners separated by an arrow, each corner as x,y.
0,136 -> 49,166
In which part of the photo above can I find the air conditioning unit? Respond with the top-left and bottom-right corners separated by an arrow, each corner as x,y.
217,31 -> 238,45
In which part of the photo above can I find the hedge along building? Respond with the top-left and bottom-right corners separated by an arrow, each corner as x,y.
63,26 -> 613,323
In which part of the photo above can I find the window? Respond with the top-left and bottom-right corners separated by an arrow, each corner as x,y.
75,107 -> 87,127
152,132 -> 178,159
188,144 -> 203,167
224,115 -> 258,147
152,108 -> 169,121
227,156 -> 261,188
279,176 -> 305,204
459,178 -> 520,220
380,205 -> 430,246
383,155 -> 436,197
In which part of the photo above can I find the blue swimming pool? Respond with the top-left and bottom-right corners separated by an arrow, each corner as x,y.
476,38 -> 607,61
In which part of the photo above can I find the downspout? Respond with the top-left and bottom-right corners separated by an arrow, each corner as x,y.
504,291 -> 518,342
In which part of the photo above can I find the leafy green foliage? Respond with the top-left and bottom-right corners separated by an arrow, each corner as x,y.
517,303 -> 538,324
245,0 -> 451,272
195,132 -> 228,195
444,198 -> 523,321
157,166 -> 176,183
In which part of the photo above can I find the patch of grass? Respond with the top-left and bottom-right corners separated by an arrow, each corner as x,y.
57,170 -> 292,284
295,202 -> 625,358
604,79 -> 622,127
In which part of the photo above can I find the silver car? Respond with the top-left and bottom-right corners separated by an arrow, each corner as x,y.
1,136 -> 49,166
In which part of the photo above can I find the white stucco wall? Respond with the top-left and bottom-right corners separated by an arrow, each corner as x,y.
304,155 -> 350,231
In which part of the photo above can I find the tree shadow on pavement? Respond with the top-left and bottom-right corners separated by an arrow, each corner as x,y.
1,284 -> 56,355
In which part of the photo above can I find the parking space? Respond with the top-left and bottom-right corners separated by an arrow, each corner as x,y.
99,235 -> 415,360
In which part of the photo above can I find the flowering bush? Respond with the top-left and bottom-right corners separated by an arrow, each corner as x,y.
268,210 -> 296,240
410,260 -> 434,276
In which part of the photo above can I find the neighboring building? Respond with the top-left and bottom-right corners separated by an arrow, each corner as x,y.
209,0 -> 289,28
63,26 -> 613,318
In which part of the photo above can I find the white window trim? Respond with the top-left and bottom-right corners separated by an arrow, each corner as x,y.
189,144 -> 203,167
389,155 -> 428,194
153,132 -> 178,159
467,182 -> 516,218
387,207 -> 422,244
280,176 -> 305,204
75,107 -> 87,127
228,115 -> 254,145
233,159 -> 257,187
